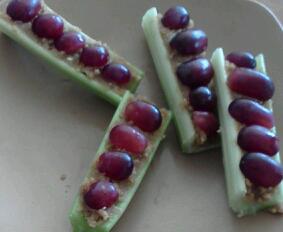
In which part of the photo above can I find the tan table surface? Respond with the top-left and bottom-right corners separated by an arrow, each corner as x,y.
258,0 -> 283,24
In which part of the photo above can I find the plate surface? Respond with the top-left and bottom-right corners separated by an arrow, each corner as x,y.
0,0 -> 282,232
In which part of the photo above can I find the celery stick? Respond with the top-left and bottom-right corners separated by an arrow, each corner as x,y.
0,0 -> 143,105
211,48 -> 283,216
142,8 -> 219,153
69,91 -> 171,231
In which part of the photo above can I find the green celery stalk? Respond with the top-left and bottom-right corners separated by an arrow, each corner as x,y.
142,7 -> 219,154
69,91 -> 172,231
211,48 -> 283,216
0,0 -> 143,106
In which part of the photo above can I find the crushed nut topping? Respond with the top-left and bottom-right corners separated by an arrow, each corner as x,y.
245,178 -> 275,202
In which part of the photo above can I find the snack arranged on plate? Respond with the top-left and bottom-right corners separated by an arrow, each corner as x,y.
211,48 -> 283,216
1,0 -> 283,226
142,6 -> 219,154
69,91 -> 171,232
0,0 -> 143,105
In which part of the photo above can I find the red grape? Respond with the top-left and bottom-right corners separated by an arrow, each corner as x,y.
97,151 -> 134,181
109,124 -> 148,156
189,86 -> 216,111
54,31 -> 85,54
226,51 -> 256,69
238,125 -> 279,156
125,100 -> 162,132
240,153 -> 283,188
161,6 -> 190,30
228,68 -> 274,101
192,111 -> 219,137
101,63 -> 131,85
229,98 -> 274,128
84,180 -> 119,210
170,29 -> 208,56
7,0 -> 41,22
32,14 -> 64,39
80,45 -> 109,68
177,58 -> 214,88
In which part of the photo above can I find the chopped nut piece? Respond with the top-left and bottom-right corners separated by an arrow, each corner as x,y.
269,205 -> 283,214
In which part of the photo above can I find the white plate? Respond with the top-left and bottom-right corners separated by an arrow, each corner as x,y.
0,0 -> 282,231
